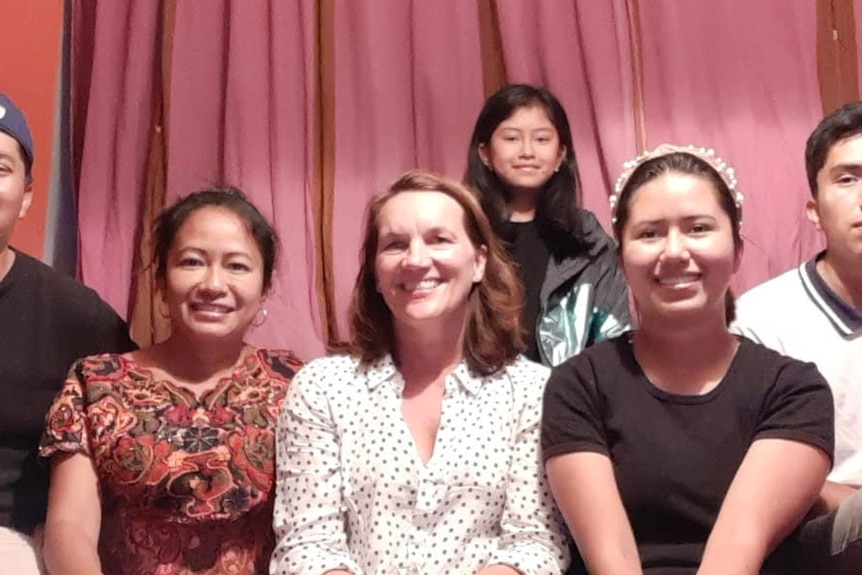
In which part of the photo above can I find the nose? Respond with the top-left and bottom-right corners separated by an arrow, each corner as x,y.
199,264 -> 228,294
519,139 -> 535,157
402,240 -> 431,268
662,229 -> 690,261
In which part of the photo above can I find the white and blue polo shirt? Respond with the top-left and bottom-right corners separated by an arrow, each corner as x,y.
734,253 -> 862,485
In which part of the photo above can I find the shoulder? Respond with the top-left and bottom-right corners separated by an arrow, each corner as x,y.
546,336 -> 629,394
503,356 -> 551,383
253,347 -> 304,381
498,357 -> 551,399
735,338 -> 828,392
736,265 -> 805,313
291,354 -> 364,389
12,251 -> 131,341
64,352 -> 132,388
15,251 -> 108,306
576,209 -> 617,254
560,336 -> 626,371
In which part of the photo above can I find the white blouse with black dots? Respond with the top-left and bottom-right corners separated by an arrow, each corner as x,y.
270,353 -> 570,575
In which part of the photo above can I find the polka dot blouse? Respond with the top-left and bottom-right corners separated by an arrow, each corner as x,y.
270,354 -> 569,575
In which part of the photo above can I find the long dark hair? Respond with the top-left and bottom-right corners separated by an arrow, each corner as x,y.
466,84 -> 588,256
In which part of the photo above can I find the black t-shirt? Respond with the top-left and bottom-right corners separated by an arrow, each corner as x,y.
542,335 -> 834,575
508,220 -> 551,362
0,250 -> 136,532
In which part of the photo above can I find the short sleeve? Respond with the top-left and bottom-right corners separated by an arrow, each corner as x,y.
541,353 -> 609,462
755,356 -> 834,462
40,360 -> 91,458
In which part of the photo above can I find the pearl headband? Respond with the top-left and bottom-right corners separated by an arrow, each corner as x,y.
610,143 -> 744,224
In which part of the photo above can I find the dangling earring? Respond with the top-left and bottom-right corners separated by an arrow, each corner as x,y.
252,308 -> 268,327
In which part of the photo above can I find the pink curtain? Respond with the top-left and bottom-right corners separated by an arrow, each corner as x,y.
637,0 -> 825,292
166,0 -> 324,361
73,1 -> 851,359
75,0 -> 161,317
494,0 -> 638,226
329,0 -> 486,338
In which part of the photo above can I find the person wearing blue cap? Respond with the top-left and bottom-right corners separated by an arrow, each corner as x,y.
0,92 -> 136,572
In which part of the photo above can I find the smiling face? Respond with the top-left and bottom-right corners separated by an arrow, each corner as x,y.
373,191 -> 487,336
809,134 -> 862,266
162,206 -> 266,344
478,104 -> 566,205
0,131 -> 33,257
620,172 -> 741,326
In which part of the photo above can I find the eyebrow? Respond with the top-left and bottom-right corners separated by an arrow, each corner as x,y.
498,126 -> 555,133
176,247 -> 254,258
829,163 -> 862,174
632,214 -> 718,226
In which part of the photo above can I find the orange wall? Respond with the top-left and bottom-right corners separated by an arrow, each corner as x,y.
0,0 -> 64,259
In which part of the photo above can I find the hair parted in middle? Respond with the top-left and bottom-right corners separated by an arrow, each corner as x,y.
348,169 -> 524,375
153,186 -> 279,293
611,150 -> 743,325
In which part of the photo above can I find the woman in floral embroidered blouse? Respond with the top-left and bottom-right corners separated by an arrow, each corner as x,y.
40,188 -> 303,575
271,171 -> 569,575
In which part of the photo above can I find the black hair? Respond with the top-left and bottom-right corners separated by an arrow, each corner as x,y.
805,101 -> 862,197
612,152 -> 742,324
465,84 -> 588,256
153,186 -> 279,292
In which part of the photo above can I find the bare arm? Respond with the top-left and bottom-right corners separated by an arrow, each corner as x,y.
697,438 -> 830,575
42,452 -> 103,575
546,452 -> 642,575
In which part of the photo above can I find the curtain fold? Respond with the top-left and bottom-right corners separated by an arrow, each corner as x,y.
74,0 -> 163,318
494,0 -> 638,226
328,0 -> 486,337
637,0 -> 825,291
71,0 -> 859,357
166,0 -> 325,360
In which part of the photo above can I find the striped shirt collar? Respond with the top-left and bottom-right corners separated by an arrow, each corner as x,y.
799,253 -> 862,336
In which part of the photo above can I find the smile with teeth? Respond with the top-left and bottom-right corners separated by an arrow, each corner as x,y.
656,273 -> 700,286
190,302 -> 233,313
402,279 -> 441,292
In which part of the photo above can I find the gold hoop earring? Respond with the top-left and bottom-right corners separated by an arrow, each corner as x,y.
252,308 -> 268,327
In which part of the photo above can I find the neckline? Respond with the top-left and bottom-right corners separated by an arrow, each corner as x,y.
623,334 -> 744,404
120,345 -> 257,405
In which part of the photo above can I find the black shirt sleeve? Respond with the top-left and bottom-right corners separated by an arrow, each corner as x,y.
754,356 -> 834,462
541,348 -> 609,461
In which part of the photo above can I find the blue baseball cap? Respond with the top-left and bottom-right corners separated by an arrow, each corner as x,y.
0,92 -> 35,170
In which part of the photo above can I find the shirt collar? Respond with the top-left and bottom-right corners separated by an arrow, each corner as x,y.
800,253 -> 862,336
361,354 -> 485,396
